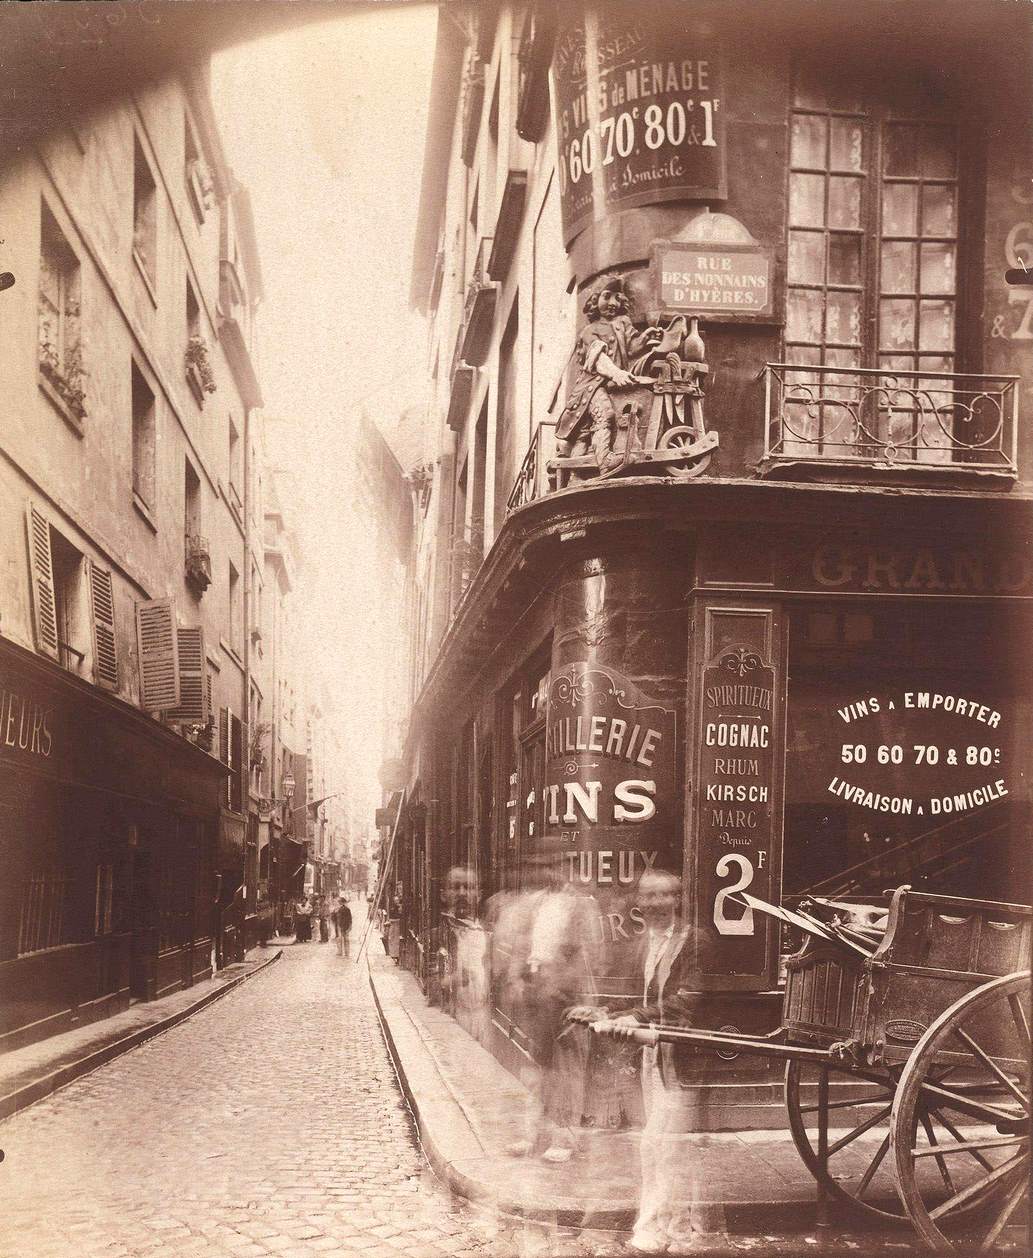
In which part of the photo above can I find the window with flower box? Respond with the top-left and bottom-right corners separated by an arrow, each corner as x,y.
38,202 -> 85,427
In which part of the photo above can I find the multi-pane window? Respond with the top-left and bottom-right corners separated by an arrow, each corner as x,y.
784,70 -> 960,460
38,203 -> 84,420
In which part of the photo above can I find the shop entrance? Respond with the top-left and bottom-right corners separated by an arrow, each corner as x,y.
783,601 -> 1030,902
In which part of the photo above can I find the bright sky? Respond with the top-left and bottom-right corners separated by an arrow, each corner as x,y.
211,6 -> 438,835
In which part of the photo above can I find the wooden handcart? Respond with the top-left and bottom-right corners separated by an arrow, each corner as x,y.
594,886 -> 1030,1251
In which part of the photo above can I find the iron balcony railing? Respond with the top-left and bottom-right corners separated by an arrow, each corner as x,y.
763,363 -> 1018,472
507,421 -> 557,513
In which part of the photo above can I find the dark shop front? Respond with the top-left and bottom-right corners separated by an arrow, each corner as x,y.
0,637 -> 223,1053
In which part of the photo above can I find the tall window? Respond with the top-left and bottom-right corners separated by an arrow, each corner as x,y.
184,458 -> 201,543
133,135 -> 157,288
184,112 -> 209,225
785,68 -> 960,457
131,363 -> 156,509
38,202 -> 84,421
495,303 -> 519,533
229,559 -> 241,652
228,417 -> 242,516
50,526 -> 86,673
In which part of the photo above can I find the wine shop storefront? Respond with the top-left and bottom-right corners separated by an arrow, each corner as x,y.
394,481 -> 1031,1122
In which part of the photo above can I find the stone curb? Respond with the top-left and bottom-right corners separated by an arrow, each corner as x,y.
0,949 -> 283,1123
366,960 -> 830,1233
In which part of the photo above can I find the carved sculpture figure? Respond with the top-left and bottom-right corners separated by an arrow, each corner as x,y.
555,276 -> 664,473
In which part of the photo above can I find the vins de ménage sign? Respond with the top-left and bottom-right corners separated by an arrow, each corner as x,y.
552,7 -> 726,246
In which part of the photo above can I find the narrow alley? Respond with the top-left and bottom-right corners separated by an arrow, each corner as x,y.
0,922 -> 485,1258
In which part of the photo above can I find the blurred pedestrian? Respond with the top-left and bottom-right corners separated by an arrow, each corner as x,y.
579,868 -> 717,1254
501,852 -> 598,1163
336,897 -> 352,957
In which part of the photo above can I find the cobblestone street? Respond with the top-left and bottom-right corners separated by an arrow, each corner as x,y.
0,926 -> 496,1258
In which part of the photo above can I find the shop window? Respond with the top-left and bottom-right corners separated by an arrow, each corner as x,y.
131,363 -> 156,511
133,134 -> 157,291
18,869 -> 72,954
785,67 -> 960,458
38,201 -> 84,425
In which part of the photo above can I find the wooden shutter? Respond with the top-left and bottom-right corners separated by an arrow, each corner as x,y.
205,670 -> 213,722
219,706 -> 231,808
88,561 -> 119,690
135,598 -> 180,710
25,504 -> 59,660
165,627 -> 206,723
230,713 -> 244,812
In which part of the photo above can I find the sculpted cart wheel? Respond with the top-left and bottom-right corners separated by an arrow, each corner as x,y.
785,1060 -> 909,1222
891,972 -> 1030,1251
657,425 -> 712,479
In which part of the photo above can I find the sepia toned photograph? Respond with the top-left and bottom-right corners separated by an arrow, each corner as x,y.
0,2 -> 1030,1254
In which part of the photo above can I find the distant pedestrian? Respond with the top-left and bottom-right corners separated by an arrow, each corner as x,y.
294,897 -> 312,943
336,898 -> 353,957
318,898 -> 330,943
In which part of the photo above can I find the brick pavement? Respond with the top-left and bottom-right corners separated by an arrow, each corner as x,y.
0,920 -> 509,1258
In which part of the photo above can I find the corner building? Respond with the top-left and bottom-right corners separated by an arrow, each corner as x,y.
399,0 -> 1033,1122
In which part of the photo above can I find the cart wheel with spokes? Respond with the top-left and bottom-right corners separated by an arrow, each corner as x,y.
891,971 -> 1030,1251
657,425 -> 711,479
785,1059 -> 909,1222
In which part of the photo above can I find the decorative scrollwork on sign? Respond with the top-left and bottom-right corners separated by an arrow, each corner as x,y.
721,647 -> 763,678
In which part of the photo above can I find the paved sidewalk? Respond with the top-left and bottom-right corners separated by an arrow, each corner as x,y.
367,955 -> 885,1233
0,945 -> 281,1120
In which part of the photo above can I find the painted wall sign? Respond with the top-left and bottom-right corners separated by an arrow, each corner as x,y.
654,240 -> 775,319
695,645 -> 777,978
544,664 -> 677,892
824,688 -> 1017,820
0,681 -> 54,760
552,4 -> 726,246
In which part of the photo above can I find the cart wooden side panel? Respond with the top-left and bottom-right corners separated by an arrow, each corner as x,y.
859,889 -> 1031,1066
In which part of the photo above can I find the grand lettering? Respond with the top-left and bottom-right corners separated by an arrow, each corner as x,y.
813,543 -> 1033,595
0,686 -> 53,757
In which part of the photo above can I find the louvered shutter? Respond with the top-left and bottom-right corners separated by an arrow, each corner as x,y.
165,627 -> 206,723
230,713 -> 244,812
88,561 -> 119,689
205,670 -> 213,722
135,598 -> 180,710
219,707 -> 231,807
25,504 -> 59,660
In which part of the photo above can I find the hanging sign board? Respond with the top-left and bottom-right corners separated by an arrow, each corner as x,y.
653,239 -> 777,321
695,645 -> 779,985
552,4 -> 726,246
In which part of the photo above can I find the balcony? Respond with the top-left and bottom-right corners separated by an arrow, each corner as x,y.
185,534 -> 211,596
507,421 -> 558,512
762,363 -> 1018,478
